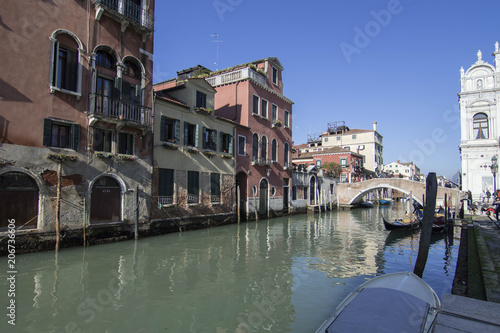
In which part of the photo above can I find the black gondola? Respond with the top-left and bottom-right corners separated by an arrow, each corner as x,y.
383,214 -> 421,230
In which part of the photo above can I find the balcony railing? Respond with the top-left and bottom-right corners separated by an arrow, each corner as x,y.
206,67 -> 266,87
158,196 -> 174,205
211,195 -> 221,203
89,93 -> 152,128
94,0 -> 154,31
187,194 -> 199,204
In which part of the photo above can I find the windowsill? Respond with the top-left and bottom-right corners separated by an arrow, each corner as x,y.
49,85 -> 81,100
46,146 -> 75,152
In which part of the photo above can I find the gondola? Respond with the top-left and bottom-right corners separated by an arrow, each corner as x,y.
383,214 -> 420,230
315,272 -> 440,333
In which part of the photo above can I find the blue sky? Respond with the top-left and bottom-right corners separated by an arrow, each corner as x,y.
152,0 -> 500,178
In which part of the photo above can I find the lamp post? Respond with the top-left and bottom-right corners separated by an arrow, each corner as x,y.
491,155 -> 498,194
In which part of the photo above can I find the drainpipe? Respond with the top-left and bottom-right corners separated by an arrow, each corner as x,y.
233,81 -> 239,121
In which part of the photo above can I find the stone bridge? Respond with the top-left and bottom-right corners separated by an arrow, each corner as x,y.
337,178 -> 462,208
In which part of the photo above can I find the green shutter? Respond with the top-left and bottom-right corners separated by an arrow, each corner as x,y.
43,119 -> 53,146
67,48 -> 78,92
70,124 -> 81,150
160,116 -> 166,142
202,127 -> 207,149
51,41 -> 59,87
174,120 -> 180,144
114,77 -> 121,99
212,130 -> 217,151
228,134 -> 233,154
220,132 -> 224,152
184,122 -> 188,145
195,124 -> 199,148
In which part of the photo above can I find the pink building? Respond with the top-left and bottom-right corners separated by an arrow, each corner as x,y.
0,0 -> 155,250
206,58 -> 294,220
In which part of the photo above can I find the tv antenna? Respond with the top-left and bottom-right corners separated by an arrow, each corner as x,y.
211,34 -> 223,71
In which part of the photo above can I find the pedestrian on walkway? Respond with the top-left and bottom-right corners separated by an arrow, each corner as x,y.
486,189 -> 491,203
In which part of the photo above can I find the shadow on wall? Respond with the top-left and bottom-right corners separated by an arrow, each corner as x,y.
0,77 -> 33,103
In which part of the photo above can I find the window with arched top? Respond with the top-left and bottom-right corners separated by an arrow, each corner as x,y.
271,139 -> 278,162
261,136 -> 267,163
473,113 -> 489,139
252,133 -> 259,163
50,30 -> 84,96
96,50 -> 116,69
284,142 -> 290,167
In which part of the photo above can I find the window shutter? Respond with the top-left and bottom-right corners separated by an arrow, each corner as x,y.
70,124 -> 81,150
195,124 -> 199,148
114,77 -> 121,99
184,122 -> 188,145
202,127 -> 207,149
174,120 -> 180,143
160,116 -> 166,142
220,132 -> 224,152
228,134 -> 233,154
67,48 -> 78,92
212,130 -> 217,151
51,41 -> 59,87
43,119 -> 53,146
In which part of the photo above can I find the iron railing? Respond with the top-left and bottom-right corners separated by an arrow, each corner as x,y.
187,194 -> 199,204
89,93 -> 152,128
94,0 -> 154,31
158,196 -> 174,205
211,195 -> 221,203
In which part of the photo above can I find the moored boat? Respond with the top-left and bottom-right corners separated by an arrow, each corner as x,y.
383,214 -> 420,230
379,199 -> 393,205
315,272 -> 440,333
359,201 -> 374,208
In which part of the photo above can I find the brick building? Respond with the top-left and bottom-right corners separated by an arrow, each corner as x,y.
292,146 -> 366,183
0,1 -> 155,243
206,58 -> 294,220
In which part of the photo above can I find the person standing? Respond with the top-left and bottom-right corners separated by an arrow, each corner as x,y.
486,189 -> 491,203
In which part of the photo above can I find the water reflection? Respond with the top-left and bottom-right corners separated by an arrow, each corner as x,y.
0,203 -> 459,333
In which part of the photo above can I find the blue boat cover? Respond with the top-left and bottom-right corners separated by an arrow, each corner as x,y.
326,287 -> 429,333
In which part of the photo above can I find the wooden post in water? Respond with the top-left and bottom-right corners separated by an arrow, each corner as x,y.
134,186 -> 139,240
414,172 -> 437,278
237,186 -> 240,223
55,163 -> 62,252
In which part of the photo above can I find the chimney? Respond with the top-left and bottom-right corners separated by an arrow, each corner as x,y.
373,121 -> 377,131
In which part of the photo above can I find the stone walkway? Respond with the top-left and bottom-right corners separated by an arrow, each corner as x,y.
432,215 -> 500,332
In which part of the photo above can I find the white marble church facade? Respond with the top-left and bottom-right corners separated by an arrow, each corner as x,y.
459,42 -> 500,200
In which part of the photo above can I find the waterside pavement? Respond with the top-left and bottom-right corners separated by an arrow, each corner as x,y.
432,215 -> 500,332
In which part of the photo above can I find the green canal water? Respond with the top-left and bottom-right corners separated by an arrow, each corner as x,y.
1,203 -> 459,333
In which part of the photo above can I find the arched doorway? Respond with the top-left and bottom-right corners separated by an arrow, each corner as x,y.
236,172 -> 248,221
90,176 -> 121,223
259,178 -> 269,215
0,172 -> 39,229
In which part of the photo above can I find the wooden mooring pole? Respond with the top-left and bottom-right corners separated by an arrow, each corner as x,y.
414,172 -> 437,278
55,163 -> 62,252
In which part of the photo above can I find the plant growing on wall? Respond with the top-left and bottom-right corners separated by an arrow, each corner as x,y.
47,153 -> 77,162
95,152 -> 115,158
322,162 -> 342,178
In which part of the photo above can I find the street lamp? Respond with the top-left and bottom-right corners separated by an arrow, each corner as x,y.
491,155 -> 498,194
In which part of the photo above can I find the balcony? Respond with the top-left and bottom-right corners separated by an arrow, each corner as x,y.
94,0 -> 154,33
206,67 -> 266,87
158,196 -> 174,205
89,93 -> 152,130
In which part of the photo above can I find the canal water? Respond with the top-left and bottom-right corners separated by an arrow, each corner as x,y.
1,202 -> 459,333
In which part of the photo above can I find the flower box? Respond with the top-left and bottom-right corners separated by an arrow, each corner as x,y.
221,153 -> 233,159
203,151 -> 216,158
47,153 -> 77,162
162,142 -> 179,150
272,120 -> 282,128
95,152 -> 115,159
116,154 -> 135,161
186,147 -> 199,154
